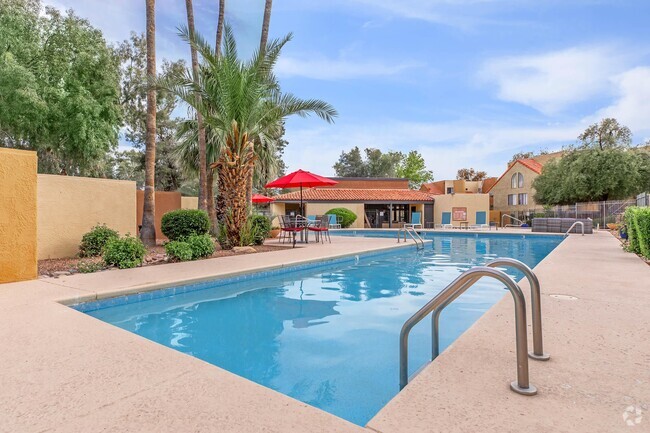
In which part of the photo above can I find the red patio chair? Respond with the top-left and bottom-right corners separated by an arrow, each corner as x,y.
308,215 -> 331,244
280,215 -> 305,248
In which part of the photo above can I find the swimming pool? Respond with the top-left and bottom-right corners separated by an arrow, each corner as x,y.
77,233 -> 562,425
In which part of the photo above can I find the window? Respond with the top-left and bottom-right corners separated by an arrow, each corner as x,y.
446,187 -> 454,194
511,172 -> 524,188
518,193 -> 528,205
508,194 -> 517,205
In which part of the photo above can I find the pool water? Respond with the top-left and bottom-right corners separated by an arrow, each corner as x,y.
82,233 -> 562,425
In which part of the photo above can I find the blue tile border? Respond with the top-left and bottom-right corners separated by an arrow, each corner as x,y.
71,243 -> 419,313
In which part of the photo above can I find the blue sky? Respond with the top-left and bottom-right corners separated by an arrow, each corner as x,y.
46,0 -> 650,179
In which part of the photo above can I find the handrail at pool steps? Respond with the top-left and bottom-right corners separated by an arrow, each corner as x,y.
564,220 -> 585,237
399,259 -> 548,395
501,213 -> 525,228
397,226 -> 425,249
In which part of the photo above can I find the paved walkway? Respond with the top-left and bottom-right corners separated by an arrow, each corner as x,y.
1,232 -> 648,432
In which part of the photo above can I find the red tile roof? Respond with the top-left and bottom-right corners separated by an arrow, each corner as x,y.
419,182 -> 445,195
481,177 -> 498,192
483,159 -> 544,193
273,188 -> 434,203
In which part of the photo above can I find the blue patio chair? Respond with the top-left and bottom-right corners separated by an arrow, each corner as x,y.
471,211 -> 489,230
405,212 -> 423,229
436,212 -> 452,229
326,214 -> 341,229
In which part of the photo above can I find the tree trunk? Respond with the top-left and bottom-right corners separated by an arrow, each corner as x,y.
215,0 -> 225,56
185,0 -> 208,213
207,168 -> 218,235
140,0 -> 157,247
259,0 -> 272,53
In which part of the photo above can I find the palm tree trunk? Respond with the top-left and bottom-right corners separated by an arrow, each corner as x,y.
185,0 -> 208,213
141,0 -> 157,247
259,0 -> 272,53
207,168 -> 218,235
215,0 -> 225,56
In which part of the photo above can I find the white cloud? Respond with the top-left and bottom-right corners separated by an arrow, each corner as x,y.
594,67 -> 650,132
276,54 -> 419,80
480,46 -> 624,114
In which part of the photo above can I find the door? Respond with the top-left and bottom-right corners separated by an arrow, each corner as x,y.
424,204 -> 433,228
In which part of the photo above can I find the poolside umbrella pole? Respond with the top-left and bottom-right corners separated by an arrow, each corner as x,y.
265,169 -> 338,216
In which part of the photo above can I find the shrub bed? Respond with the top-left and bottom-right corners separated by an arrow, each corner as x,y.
103,236 -> 146,269
161,209 -> 210,241
250,214 -> 271,245
325,208 -> 357,228
165,241 -> 193,262
79,224 -> 119,257
186,234 -> 215,259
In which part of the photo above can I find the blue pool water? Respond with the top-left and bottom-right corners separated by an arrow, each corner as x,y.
80,233 -> 562,425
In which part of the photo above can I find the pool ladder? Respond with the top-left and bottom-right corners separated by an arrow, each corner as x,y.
399,258 -> 549,395
397,227 -> 425,249
564,221 -> 585,237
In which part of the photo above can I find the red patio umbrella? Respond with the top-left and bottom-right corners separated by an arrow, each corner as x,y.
265,169 -> 338,215
252,193 -> 275,204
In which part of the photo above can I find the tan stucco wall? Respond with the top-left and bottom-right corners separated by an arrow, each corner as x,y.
181,196 -> 198,209
136,191 -> 181,242
434,194 -> 490,226
38,175 -> 136,259
0,148 -> 38,283
305,203 -> 366,228
490,164 -> 540,213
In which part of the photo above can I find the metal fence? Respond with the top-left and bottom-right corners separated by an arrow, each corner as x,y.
505,199 -> 644,228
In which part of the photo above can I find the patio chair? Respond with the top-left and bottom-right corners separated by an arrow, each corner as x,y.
308,215 -> 331,243
405,212 -> 423,229
326,214 -> 342,229
470,211 -> 489,230
279,215 -> 304,247
435,212 -> 453,229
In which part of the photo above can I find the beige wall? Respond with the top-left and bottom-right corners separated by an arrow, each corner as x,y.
181,196 -> 198,209
490,164 -> 540,214
38,175 -> 136,259
0,148 -> 38,283
305,203 -> 365,228
434,194 -> 490,226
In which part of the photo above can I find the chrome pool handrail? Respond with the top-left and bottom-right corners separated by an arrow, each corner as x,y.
399,266 -> 537,396
502,214 -> 524,227
431,258 -> 549,362
564,221 -> 584,237
397,227 -> 424,249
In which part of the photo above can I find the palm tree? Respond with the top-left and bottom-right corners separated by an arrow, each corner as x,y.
216,0 -> 225,56
162,25 -> 337,246
141,0 -> 157,247
185,0 -> 208,213
260,0 -> 272,53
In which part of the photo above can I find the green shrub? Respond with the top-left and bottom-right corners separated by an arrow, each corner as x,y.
161,209 -> 210,241
250,214 -> 271,245
103,236 -> 147,269
79,224 -> 119,257
165,240 -> 193,262
625,206 -> 650,259
186,234 -> 215,259
325,208 -> 357,228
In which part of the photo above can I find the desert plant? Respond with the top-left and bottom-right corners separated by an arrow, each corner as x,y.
161,209 -> 210,241
165,240 -> 194,262
186,234 -> 215,259
76,260 -> 105,273
103,235 -> 147,269
325,208 -> 357,228
250,214 -> 272,245
79,224 -> 119,257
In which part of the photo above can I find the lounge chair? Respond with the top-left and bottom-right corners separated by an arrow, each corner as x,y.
470,211 -> 489,230
404,212 -> 423,229
435,212 -> 453,229
326,214 -> 342,229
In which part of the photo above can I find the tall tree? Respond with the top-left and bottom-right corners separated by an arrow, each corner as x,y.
333,147 -> 404,177
456,167 -> 487,181
0,0 -> 121,175
215,0 -> 225,56
396,150 -> 433,189
210,0 -> 225,231
259,0 -> 272,53
577,118 -> 632,150
333,146 -> 366,177
140,0 -> 157,246
185,0 -> 208,213
163,25 -> 336,246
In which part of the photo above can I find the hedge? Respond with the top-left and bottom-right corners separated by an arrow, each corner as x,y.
161,209 -> 210,241
326,208 -> 357,228
624,206 -> 650,259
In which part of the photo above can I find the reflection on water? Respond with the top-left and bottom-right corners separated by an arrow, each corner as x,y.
88,234 -> 562,426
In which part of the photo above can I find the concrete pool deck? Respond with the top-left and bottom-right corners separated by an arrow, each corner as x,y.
1,231 -> 648,432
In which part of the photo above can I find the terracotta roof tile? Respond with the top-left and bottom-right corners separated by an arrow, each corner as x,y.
481,177 -> 498,193
419,182 -> 445,195
273,188 -> 434,203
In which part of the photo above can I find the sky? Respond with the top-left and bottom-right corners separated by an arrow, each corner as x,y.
45,0 -> 650,179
